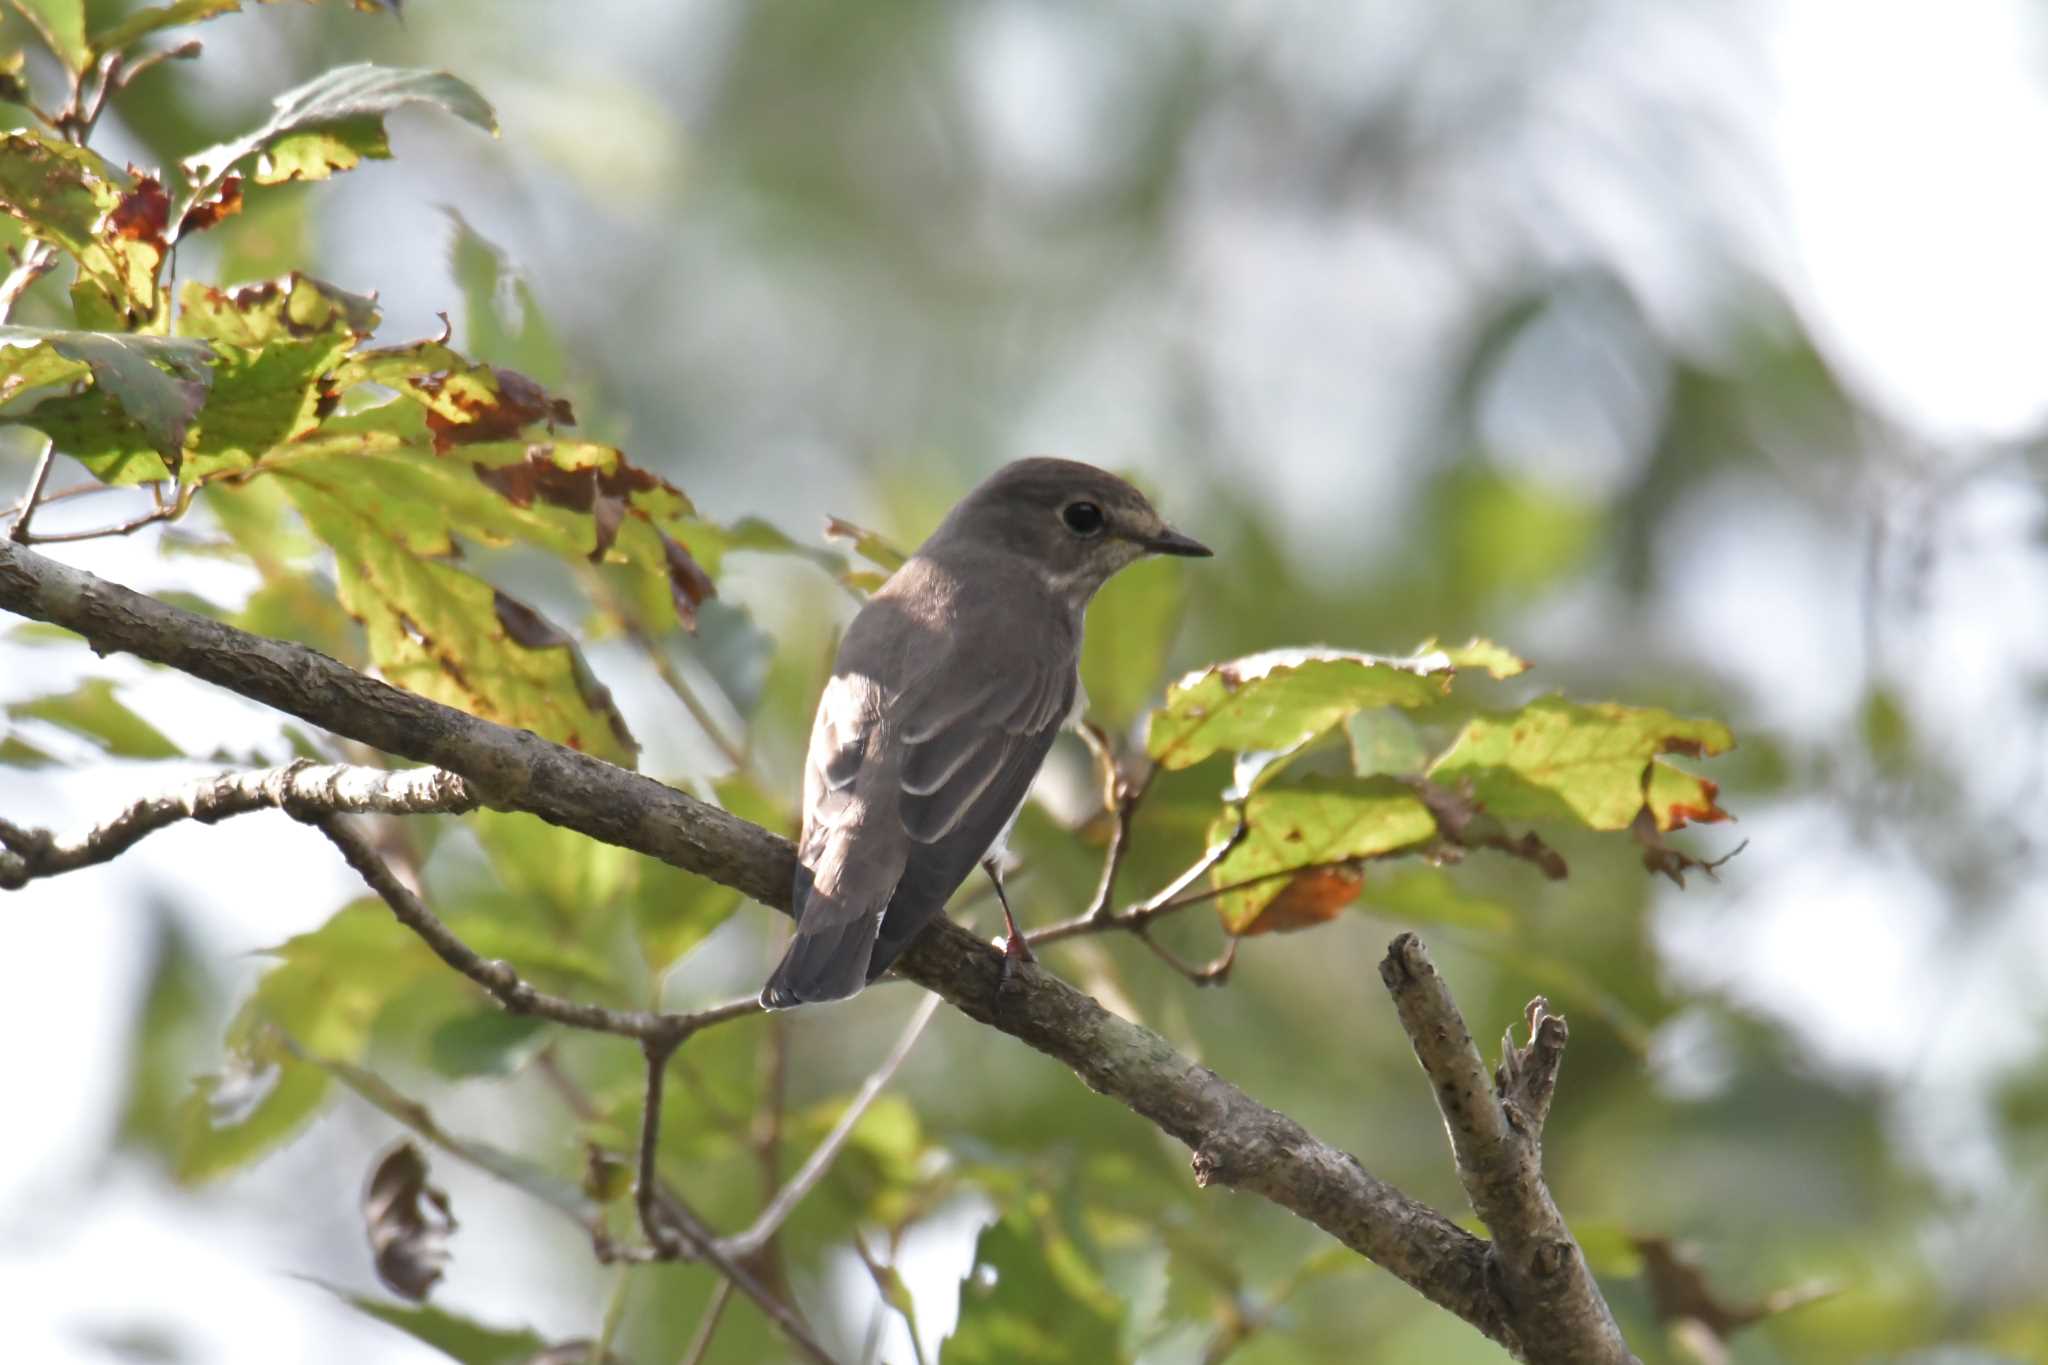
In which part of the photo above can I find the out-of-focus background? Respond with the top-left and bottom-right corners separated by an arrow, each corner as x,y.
3,1 -> 2047,1361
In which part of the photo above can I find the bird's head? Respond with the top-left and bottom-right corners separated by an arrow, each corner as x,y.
937,457 -> 1211,604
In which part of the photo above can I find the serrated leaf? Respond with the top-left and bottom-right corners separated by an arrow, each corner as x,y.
947,1208 -> 1126,1365
88,0 -> 240,56
0,132 -> 169,318
447,210 -> 565,390
1428,696 -> 1734,832
182,63 -> 498,191
1146,648 -> 1464,771
8,677 -> 182,757
1418,635 -> 1528,679
824,514 -> 908,572
175,272 -> 380,347
9,0 -> 88,73
1207,777 -> 1437,934
0,325 -> 212,460
176,900 -> 440,1182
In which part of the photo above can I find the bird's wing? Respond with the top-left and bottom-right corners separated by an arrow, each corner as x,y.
761,668 -> 905,1008
864,615 -> 1076,981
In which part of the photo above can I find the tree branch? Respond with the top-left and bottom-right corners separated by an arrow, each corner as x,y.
315,813 -> 759,1046
1379,933 -> 1638,1364
0,760 -> 477,889
0,537 -> 1632,1358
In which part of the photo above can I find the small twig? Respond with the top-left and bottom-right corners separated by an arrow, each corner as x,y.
13,486 -> 188,545
719,993 -> 942,1260
0,242 -> 57,322
1029,816 -> 1248,946
625,1038 -> 840,1365
7,440 -> 57,544
678,1279 -> 735,1365
1132,929 -> 1238,987
0,762 -> 478,890
1,478 -> 131,520
851,1230 -> 928,1365
317,814 -> 762,1045
1378,934 -> 1638,1365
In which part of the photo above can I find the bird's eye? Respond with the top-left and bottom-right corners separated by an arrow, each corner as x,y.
1062,501 -> 1105,536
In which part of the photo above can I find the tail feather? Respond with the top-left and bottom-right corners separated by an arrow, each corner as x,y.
760,865 -> 882,1009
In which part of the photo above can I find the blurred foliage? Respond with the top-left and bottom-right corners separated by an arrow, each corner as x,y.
2,2 -> 2046,1364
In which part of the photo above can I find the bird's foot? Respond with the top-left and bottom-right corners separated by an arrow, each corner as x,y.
996,930 -> 1035,992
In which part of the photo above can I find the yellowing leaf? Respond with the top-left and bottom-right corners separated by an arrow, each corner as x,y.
1429,696 -> 1734,832
1207,777 -> 1437,934
182,63 -> 497,193
0,132 -> 171,320
1146,648 -> 1463,771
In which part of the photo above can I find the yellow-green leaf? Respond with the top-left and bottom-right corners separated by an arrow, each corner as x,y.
1428,695 -> 1734,832
1146,647 -> 1463,771
1206,777 -> 1437,934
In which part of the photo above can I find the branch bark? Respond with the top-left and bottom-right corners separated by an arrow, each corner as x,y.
1381,934 -> 1639,1364
0,537 -> 1630,1360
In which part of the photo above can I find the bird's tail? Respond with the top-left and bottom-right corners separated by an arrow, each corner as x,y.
759,866 -> 881,1009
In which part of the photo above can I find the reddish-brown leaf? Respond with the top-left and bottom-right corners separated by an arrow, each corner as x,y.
1238,864 -> 1365,935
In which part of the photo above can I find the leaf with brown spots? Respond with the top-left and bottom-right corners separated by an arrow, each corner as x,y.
175,174 -> 243,237
363,1141 -> 455,1302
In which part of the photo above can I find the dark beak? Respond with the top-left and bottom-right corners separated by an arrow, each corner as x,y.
1145,526 -> 1212,558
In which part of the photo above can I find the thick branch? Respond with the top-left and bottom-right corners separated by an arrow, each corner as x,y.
0,537 -> 1621,1354
0,761 -> 476,889
1379,934 -> 1637,1365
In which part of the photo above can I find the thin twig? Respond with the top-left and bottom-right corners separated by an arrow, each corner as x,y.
0,762 -> 478,890
14,491 -> 186,545
720,993 -> 942,1260
317,814 -> 761,1045
627,1038 -> 840,1365
0,242 -> 57,323
678,1279 -> 735,1365
7,440 -> 57,544
1028,816 -> 1248,946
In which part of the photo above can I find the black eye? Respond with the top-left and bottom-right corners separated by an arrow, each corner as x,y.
1062,501 -> 1105,536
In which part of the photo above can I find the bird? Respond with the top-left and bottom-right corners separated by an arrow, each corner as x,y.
759,457 -> 1212,1008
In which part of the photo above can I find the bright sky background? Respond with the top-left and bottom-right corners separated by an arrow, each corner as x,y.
6,1 -> 2048,1360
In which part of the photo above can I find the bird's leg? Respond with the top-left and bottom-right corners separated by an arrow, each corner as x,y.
981,857 -> 1035,980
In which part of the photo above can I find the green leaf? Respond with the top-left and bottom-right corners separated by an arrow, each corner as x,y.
320,1289 -> 548,1365
425,1009 -> 549,1079
1428,695 -> 1734,832
277,438 -> 641,764
88,0 -> 240,55
8,677 -> 183,757
824,514 -> 908,572
1145,647 -> 1464,771
175,900 -> 440,1182
1347,709 -> 1429,778
1080,554 -> 1185,734
182,62 -> 498,190
1207,777 -> 1437,934
0,133 -> 171,319
175,273 -> 380,347
8,0 -> 88,73
447,210 -> 566,390
0,325 -> 214,461
946,1207 -> 1126,1365
632,860 -> 742,976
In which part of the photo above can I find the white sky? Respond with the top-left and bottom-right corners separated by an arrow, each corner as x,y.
8,1 -> 2048,1360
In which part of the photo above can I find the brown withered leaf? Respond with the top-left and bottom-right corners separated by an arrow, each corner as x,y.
175,175 -> 243,237
473,450 -> 657,561
107,173 -> 171,248
418,366 -> 572,453
1411,778 -> 1569,879
1239,864 -> 1365,935
1629,806 -> 1745,888
363,1141 -> 455,1302
658,529 -> 716,629
490,590 -> 639,758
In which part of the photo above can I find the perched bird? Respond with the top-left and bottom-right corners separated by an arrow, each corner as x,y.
760,458 -> 1211,1008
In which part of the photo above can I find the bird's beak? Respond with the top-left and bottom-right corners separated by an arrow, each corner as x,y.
1144,526 -> 1213,558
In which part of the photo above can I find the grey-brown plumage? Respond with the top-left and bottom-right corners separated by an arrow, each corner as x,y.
760,457 -> 1211,1008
